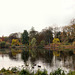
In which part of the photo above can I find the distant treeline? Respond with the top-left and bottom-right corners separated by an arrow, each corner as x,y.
0,19 -> 75,48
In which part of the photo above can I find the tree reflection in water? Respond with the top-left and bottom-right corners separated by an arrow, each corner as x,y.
0,48 -> 74,73
20,48 -> 75,71
9,51 -> 17,59
21,49 -> 29,62
21,48 -> 53,66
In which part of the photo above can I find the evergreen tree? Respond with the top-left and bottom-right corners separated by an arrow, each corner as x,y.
22,30 -> 29,44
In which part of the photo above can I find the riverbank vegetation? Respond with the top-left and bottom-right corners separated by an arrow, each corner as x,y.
0,20 -> 75,50
0,67 -> 75,75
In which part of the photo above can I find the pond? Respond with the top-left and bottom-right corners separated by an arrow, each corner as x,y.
0,48 -> 75,74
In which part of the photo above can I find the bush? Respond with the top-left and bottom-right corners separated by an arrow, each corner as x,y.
31,38 -> 37,47
42,69 -> 48,75
1,68 -> 6,72
11,39 -> 20,46
11,67 -> 18,73
0,41 -> 6,48
53,38 -> 60,44
50,68 -> 65,75
11,45 -> 16,48
5,42 -> 10,48
19,69 -> 30,75
39,40 -> 45,48
62,42 -> 71,45
35,69 -> 48,75
67,71 -> 75,75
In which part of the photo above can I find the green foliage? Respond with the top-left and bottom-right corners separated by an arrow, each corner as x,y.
44,27 -> 53,44
0,41 -> 6,48
19,69 -> 30,75
11,67 -> 18,73
29,27 -> 38,41
62,42 -> 71,45
5,42 -> 10,48
21,50 -> 29,62
40,40 -> 45,46
38,40 -> 45,48
35,70 -> 43,75
42,69 -> 48,75
53,38 -> 60,44
35,69 -> 48,75
11,45 -> 16,48
1,68 -> 6,72
31,38 -> 37,47
0,67 -> 75,75
67,71 -> 75,75
50,68 -> 65,75
22,30 -> 29,45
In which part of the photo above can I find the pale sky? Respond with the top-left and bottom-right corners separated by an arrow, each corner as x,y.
0,0 -> 75,36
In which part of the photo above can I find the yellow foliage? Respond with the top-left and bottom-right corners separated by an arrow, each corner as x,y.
0,39 -> 2,42
12,39 -> 20,46
53,51 -> 60,56
72,41 -> 75,46
53,38 -> 60,44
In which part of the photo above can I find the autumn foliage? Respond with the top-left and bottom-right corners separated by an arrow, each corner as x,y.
11,39 -> 20,46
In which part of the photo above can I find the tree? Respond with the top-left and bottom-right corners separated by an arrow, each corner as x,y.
37,27 -> 53,45
53,27 -> 59,38
60,19 -> 75,43
37,32 -> 45,45
0,41 -> 6,48
53,38 -> 60,44
11,39 -> 20,46
40,40 -> 45,47
29,27 -> 38,41
44,27 -> 53,44
55,31 -> 61,41
21,30 -> 29,45
31,38 -> 37,47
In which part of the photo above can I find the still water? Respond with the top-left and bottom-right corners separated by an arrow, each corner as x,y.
0,49 -> 75,74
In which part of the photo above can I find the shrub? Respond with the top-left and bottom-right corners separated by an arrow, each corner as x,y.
11,67 -> 18,73
5,42 -> 10,48
19,69 -> 30,75
53,38 -> 60,44
0,41 -> 6,48
1,68 -> 6,72
35,70 -> 43,75
39,40 -> 45,48
31,38 -> 37,47
42,69 -> 48,75
11,39 -> 20,46
11,45 -> 16,48
35,69 -> 48,75
50,68 -> 65,75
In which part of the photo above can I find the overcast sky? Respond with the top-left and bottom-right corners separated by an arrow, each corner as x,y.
0,0 -> 75,36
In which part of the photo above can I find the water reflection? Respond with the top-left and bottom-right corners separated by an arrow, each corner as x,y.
21,50 -> 29,62
21,49 -> 75,73
0,48 -> 74,74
